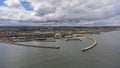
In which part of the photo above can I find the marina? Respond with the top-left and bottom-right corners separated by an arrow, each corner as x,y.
0,0 -> 120,67
0,30 -> 120,68
0,26 -> 120,68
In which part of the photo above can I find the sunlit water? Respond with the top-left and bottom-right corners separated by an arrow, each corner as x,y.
0,31 -> 120,68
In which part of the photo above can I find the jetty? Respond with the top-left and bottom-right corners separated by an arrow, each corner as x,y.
81,37 -> 97,52
7,42 -> 60,49
65,38 -> 82,41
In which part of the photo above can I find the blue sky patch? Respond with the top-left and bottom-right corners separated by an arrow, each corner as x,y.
20,1 -> 33,11
0,0 -> 5,6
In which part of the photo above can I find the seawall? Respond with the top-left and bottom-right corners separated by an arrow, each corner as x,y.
81,37 -> 97,52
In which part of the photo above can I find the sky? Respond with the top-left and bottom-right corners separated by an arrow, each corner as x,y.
0,0 -> 120,26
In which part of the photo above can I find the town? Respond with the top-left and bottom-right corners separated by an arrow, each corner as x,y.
0,26 -> 120,42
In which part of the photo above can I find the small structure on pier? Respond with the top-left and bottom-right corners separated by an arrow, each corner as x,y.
72,34 -> 89,39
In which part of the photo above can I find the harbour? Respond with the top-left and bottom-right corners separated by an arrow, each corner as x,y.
0,27 -> 120,68
0,0 -> 120,68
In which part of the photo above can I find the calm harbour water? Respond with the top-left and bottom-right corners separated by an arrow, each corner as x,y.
0,31 -> 120,68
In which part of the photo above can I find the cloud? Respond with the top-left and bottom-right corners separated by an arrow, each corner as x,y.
0,6 -> 38,21
4,0 -> 23,9
0,0 -> 120,26
24,0 -> 120,20
32,1 -> 56,16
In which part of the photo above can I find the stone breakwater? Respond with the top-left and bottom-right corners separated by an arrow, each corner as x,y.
81,37 -> 97,52
5,42 -> 60,49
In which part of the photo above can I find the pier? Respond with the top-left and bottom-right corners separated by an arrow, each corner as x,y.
81,37 -> 97,52
7,42 -> 60,49
65,38 -> 82,41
